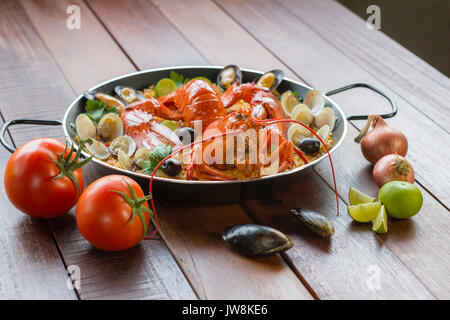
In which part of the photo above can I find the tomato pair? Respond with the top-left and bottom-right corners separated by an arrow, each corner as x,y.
4,138 -> 152,252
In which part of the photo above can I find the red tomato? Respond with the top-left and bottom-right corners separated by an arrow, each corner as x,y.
4,138 -> 86,218
76,175 -> 151,252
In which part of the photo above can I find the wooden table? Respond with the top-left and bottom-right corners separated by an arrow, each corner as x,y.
0,0 -> 449,300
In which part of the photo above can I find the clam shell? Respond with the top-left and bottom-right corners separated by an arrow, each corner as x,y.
217,65 -> 242,91
291,104 -> 314,126
254,69 -> 284,91
304,89 -> 325,115
316,125 -> 330,141
85,140 -> 109,159
75,114 -> 97,140
287,123 -> 311,145
314,107 -> 336,131
222,224 -> 293,256
97,113 -> 124,141
280,90 -> 299,117
110,135 -> 136,156
118,149 -> 133,171
134,146 -> 151,168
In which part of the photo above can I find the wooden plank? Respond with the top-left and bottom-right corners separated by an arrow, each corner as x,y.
152,0 -> 298,79
284,0 -> 450,132
216,0 -> 450,208
0,116 -> 76,300
314,124 -> 450,299
21,0 -> 135,95
0,0 -> 196,299
83,0 -> 315,299
86,0 -> 207,69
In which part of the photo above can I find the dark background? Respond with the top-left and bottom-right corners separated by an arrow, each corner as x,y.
338,0 -> 450,76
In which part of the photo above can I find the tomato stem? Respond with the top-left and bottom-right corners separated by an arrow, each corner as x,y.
112,181 -> 152,238
50,139 -> 92,195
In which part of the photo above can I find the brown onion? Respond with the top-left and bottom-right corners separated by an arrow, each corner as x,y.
373,154 -> 414,187
354,115 -> 408,164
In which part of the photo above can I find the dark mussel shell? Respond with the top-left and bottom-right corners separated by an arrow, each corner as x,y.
114,85 -> 146,104
254,69 -> 284,91
83,90 -> 125,109
217,65 -> 242,91
222,224 -> 293,257
290,208 -> 335,237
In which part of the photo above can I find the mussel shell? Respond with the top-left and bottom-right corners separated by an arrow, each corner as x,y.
254,69 -> 284,91
114,86 -> 146,104
83,90 -> 125,110
217,65 -> 242,91
222,224 -> 293,256
290,208 -> 335,237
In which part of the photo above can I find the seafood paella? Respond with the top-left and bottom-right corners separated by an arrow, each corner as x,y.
75,65 -> 336,181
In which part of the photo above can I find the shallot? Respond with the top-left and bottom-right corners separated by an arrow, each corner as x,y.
355,115 -> 408,164
373,154 -> 414,187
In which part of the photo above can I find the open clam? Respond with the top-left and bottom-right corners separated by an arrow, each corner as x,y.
254,69 -> 284,91
280,90 -> 299,117
314,107 -> 336,131
222,224 -> 293,256
316,125 -> 330,141
110,135 -> 136,157
97,113 -> 124,141
304,89 -> 325,115
134,146 -> 151,168
75,114 -> 96,140
217,65 -> 242,91
85,139 -> 109,160
114,86 -> 146,104
288,123 -> 312,145
118,149 -> 134,171
291,104 -> 314,126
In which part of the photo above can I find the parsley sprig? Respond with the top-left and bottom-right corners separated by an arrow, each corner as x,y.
141,145 -> 173,174
84,99 -> 118,124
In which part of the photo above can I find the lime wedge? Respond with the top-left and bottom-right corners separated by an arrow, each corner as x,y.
155,78 -> 178,97
347,201 -> 382,223
161,120 -> 178,131
373,205 -> 388,234
348,187 -> 376,206
190,76 -> 211,83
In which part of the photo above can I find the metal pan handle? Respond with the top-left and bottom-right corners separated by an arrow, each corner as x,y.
0,119 -> 62,153
325,83 -> 397,120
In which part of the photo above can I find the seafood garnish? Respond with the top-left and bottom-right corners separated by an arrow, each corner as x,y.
217,65 -> 242,91
290,208 -> 335,237
222,224 -> 293,256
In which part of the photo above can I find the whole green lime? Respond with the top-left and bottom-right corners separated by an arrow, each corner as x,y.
378,181 -> 423,219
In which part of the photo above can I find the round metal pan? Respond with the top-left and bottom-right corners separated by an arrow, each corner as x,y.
0,66 -> 397,202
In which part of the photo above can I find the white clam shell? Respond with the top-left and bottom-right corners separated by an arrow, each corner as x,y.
85,140 -> 110,159
316,125 -> 330,142
110,135 -> 136,157
97,113 -> 124,141
280,90 -> 299,117
75,114 -> 96,140
134,147 -> 151,168
314,107 -> 336,131
118,149 -> 133,171
287,123 -> 312,145
290,104 -> 314,126
304,89 -> 325,115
